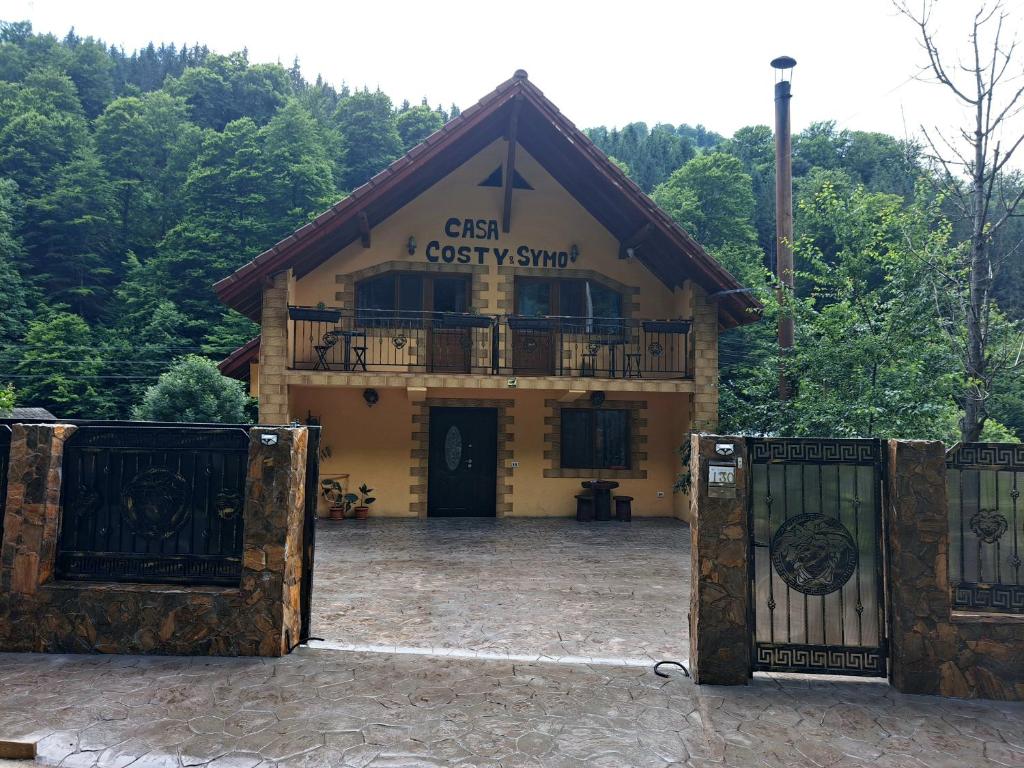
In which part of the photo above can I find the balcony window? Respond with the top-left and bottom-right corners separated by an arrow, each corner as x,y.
560,408 -> 631,470
356,274 -> 468,326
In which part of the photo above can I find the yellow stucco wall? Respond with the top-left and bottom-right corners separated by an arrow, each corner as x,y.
289,138 -> 690,325
290,385 -> 691,520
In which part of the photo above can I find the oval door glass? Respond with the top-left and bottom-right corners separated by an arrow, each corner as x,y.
444,425 -> 462,471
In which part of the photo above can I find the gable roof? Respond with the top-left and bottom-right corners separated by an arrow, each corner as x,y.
217,335 -> 260,381
213,70 -> 760,328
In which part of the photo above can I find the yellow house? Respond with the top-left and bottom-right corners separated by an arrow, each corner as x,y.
216,71 -> 759,520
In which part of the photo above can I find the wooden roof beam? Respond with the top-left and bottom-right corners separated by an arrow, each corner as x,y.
619,223 -> 653,259
502,96 -> 523,234
358,211 -> 371,248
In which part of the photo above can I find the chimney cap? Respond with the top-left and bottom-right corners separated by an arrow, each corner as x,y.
770,56 -> 797,70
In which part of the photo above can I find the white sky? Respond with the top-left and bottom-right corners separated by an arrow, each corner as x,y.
7,0 -> 1024,143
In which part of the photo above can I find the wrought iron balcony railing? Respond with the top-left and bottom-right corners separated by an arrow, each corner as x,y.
288,307 -> 692,380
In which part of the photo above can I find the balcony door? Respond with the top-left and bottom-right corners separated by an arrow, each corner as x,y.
356,273 -> 471,373
512,278 -> 623,376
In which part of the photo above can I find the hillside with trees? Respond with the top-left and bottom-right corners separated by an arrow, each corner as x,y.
0,20 -> 1020,440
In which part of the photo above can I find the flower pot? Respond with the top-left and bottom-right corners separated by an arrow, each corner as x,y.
353,506 -> 369,520
328,505 -> 346,520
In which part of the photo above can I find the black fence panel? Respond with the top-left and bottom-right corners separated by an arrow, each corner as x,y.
749,438 -> 887,677
56,424 -> 251,586
0,425 -> 11,535
947,443 -> 1024,614
299,425 -> 321,645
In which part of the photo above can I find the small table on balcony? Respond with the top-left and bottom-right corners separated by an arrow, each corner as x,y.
313,329 -> 367,371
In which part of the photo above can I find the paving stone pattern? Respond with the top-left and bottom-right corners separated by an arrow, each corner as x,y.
310,519 -> 691,665
2,646 -> 1024,767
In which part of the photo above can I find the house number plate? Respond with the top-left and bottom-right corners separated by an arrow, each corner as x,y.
708,463 -> 737,498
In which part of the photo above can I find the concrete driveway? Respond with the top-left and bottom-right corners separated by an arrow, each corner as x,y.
309,519 -> 691,666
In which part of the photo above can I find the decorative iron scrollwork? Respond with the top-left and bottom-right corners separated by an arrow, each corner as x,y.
648,341 -> 664,357
122,467 -> 190,539
969,509 -> 1009,544
215,490 -> 243,520
392,334 -> 407,349
74,484 -> 103,518
770,513 -> 858,596
523,338 -> 538,352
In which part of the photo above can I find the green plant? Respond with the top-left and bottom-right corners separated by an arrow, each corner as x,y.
320,479 -> 358,511
355,483 -> 376,509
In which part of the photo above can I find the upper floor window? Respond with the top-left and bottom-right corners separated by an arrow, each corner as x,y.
356,273 -> 469,325
515,277 -> 622,319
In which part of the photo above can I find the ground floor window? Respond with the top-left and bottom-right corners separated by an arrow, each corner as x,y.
560,408 -> 630,469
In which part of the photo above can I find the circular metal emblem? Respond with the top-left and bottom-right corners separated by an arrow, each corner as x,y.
392,335 -> 407,349
970,509 -> 1008,544
522,338 -> 538,352
122,467 -> 190,539
770,514 -> 858,596
648,341 -> 664,358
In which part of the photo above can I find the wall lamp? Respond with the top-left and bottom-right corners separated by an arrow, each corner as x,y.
590,390 -> 606,407
407,236 -> 417,255
363,388 -> 380,407
570,243 -> 579,262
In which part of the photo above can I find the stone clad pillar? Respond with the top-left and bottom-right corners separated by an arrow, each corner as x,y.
241,426 -> 308,656
886,439 -> 965,696
0,424 -> 76,595
258,271 -> 290,424
690,286 -> 719,432
689,433 -> 751,685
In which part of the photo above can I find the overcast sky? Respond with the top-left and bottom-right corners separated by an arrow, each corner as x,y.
8,0 -> 1024,143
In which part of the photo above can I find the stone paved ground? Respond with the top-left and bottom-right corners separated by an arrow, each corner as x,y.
1,647 -> 1023,767
310,519 -> 690,665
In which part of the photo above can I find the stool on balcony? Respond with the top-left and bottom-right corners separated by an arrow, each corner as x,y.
623,353 -> 642,379
352,345 -> 368,371
313,345 -> 333,370
575,492 -> 594,522
614,495 -> 633,521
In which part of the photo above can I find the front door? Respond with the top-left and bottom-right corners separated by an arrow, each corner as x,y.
427,407 -> 497,517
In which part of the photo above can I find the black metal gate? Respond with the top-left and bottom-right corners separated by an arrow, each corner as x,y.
56,424 -> 251,585
299,425 -> 321,644
749,438 -> 887,676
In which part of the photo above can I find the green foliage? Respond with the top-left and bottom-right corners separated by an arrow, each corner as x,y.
396,103 -> 444,151
0,383 -> 13,413
14,312 -> 112,418
133,354 -> 251,423
586,123 -> 697,191
334,88 -> 402,191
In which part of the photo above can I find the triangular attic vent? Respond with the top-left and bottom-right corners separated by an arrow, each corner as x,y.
478,166 -> 534,190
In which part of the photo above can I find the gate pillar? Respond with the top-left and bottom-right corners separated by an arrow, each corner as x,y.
886,439 -> 953,696
0,424 -> 76,595
689,433 -> 751,685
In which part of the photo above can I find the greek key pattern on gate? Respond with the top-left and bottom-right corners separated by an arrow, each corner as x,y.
750,439 -> 881,466
947,443 -> 1024,471
954,583 -> 1024,614
755,643 -> 885,676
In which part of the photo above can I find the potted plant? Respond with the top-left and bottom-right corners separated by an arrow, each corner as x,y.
320,478 -> 358,520
352,483 -> 376,520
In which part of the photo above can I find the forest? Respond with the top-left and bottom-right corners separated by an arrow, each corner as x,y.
0,20 -> 1021,441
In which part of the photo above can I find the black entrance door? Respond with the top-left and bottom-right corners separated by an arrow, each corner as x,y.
428,407 -> 497,517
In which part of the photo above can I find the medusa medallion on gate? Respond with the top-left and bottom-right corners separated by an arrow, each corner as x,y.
770,513 -> 858,596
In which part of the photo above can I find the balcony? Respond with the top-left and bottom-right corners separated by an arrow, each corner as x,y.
288,307 -> 693,381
